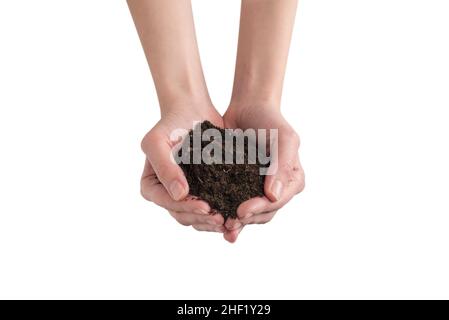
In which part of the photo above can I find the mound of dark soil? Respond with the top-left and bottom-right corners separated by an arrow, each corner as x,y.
178,121 -> 267,219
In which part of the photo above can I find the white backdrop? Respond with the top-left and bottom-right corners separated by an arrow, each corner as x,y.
0,0 -> 448,299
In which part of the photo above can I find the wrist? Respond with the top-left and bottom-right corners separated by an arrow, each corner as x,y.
230,90 -> 281,111
159,95 -> 213,117
154,70 -> 212,116
225,101 -> 281,128
231,69 -> 283,109
159,94 -> 214,115
228,99 -> 280,114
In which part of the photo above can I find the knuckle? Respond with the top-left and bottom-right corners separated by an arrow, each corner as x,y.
257,217 -> 272,225
294,183 -> 304,195
291,131 -> 300,149
282,128 -> 300,150
177,219 -> 191,227
260,212 -> 276,224
141,129 -> 159,153
140,185 -> 152,202
296,177 -> 305,194
173,213 -> 192,226
141,134 -> 150,154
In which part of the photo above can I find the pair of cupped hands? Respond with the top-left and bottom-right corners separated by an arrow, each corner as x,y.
141,102 -> 305,243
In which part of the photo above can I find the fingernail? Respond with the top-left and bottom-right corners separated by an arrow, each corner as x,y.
272,180 -> 283,201
194,209 -> 209,215
169,180 -> 185,200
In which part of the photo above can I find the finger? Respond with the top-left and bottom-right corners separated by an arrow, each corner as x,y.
168,211 -> 223,227
210,213 -> 225,226
264,129 -> 301,202
142,180 -> 210,213
237,196 -> 286,219
223,226 -> 243,243
142,130 -> 188,201
225,217 -> 242,231
240,211 -> 277,225
236,170 -> 303,219
141,160 -> 211,213
192,224 -> 225,233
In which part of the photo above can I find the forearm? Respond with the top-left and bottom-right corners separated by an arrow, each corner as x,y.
231,0 -> 298,107
127,0 -> 211,113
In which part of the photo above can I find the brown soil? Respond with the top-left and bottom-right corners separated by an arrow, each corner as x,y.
178,121 -> 267,220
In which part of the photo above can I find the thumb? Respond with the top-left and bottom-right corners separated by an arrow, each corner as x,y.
264,128 -> 300,202
142,132 -> 189,201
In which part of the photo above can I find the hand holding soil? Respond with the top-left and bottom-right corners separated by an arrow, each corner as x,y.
140,106 -> 226,233
140,105 -> 305,243
128,0 -> 302,242
221,105 -> 305,242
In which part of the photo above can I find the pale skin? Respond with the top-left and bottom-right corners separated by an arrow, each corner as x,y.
127,0 -> 305,242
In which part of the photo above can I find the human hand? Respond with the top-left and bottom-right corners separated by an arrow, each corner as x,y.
140,103 -> 226,233
222,104 -> 305,242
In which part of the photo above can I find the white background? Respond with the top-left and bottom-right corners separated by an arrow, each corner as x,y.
0,0 -> 448,299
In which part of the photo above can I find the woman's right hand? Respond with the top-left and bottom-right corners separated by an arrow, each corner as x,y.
140,103 -> 226,233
